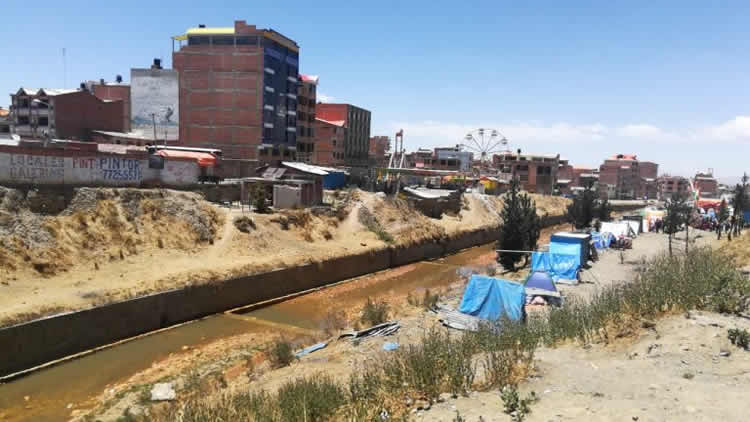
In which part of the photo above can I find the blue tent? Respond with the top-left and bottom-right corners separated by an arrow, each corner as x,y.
525,271 -> 557,293
531,251 -> 579,283
458,275 -> 525,322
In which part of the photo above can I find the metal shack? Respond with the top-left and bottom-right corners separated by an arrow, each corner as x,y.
549,232 -> 591,266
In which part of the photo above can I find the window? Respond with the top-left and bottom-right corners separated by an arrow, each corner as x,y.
18,116 -> 30,125
283,150 -> 290,157
287,116 -> 296,126
286,132 -> 296,143
260,149 -> 268,156
263,127 -> 273,140
309,128 -> 314,137
519,174 -> 529,182
188,36 -> 210,46
212,36 -> 234,46
38,117 -> 49,126
236,36 -> 258,46
332,140 -> 337,146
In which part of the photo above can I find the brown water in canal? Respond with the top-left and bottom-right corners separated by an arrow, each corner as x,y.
0,244 -> 494,422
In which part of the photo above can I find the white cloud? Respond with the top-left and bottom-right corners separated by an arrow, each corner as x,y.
317,93 -> 336,103
384,116 -> 750,151
377,116 -> 750,176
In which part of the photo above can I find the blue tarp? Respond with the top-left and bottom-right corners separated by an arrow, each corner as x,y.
550,233 -> 589,264
744,210 -> 750,224
323,172 -> 347,189
295,342 -> 328,358
458,275 -> 525,322
549,241 -> 582,267
591,232 -> 614,249
531,251 -> 579,283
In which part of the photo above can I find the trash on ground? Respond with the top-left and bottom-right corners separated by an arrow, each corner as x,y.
383,342 -> 400,351
295,341 -> 328,358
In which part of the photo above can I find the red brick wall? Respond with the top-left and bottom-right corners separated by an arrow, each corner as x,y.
93,85 -> 131,132
316,104 -> 347,123
174,21 -> 263,159
54,91 -> 126,140
314,120 -> 345,166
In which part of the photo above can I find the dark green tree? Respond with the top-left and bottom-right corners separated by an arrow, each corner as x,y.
717,199 -> 729,240
497,177 -> 541,271
730,172 -> 748,236
253,185 -> 269,213
567,181 -> 598,229
664,192 -> 689,256
597,198 -> 612,222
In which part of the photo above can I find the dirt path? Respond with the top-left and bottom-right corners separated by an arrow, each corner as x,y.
422,311 -> 750,421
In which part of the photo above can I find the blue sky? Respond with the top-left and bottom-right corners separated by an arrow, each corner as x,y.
3,1 -> 749,179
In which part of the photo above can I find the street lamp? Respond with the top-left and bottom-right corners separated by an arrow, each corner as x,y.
31,98 -> 51,139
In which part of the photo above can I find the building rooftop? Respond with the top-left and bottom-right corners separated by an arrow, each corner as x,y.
315,117 -> 345,127
611,154 -> 638,160
300,74 -> 319,84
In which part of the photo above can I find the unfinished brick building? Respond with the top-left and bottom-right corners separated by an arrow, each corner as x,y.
598,154 -> 658,200
173,21 -> 300,160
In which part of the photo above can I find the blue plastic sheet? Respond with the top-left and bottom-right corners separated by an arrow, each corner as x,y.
531,251 -> 579,283
458,275 -> 525,321
295,342 -> 328,358
549,241 -> 582,267
383,342 -> 400,351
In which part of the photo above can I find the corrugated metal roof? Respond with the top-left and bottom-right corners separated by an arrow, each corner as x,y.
281,161 -> 329,176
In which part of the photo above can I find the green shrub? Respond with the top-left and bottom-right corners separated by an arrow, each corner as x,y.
501,386 -> 537,422
268,338 -> 295,368
276,376 -> 346,422
728,328 -> 750,350
360,298 -> 389,327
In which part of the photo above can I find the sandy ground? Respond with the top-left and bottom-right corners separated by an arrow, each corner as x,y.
422,311 -> 750,421
69,227 -> 750,422
0,189 -> 525,327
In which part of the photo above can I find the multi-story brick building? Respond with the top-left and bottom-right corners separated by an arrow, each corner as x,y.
313,117 -> 345,166
316,103 -> 371,167
296,74 -> 318,163
173,21 -> 300,160
693,171 -> 718,198
369,136 -> 390,167
10,87 -> 126,140
0,107 -> 11,137
658,175 -> 690,199
492,151 -> 559,194
597,154 -> 659,200
90,78 -> 131,133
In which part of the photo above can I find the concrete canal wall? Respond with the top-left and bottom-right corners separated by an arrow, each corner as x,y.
0,203 -> 644,378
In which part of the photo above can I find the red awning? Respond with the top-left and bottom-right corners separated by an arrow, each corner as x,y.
156,150 -> 217,167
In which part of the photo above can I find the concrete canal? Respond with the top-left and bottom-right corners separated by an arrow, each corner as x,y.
0,244 -> 496,422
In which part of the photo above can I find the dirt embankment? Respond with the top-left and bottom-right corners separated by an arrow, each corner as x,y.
0,188 -> 567,327
0,187 -> 222,277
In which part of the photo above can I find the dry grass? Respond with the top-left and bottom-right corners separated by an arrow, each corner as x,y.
719,232 -> 750,267
0,189 -> 223,277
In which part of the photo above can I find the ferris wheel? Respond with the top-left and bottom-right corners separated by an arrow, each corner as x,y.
460,128 -> 510,165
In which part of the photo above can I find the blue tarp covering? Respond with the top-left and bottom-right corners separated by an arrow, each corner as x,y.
531,251 -> 580,283
549,241 -> 582,267
550,233 -> 589,264
744,210 -> 750,224
323,172 -> 347,189
591,232 -> 614,249
458,275 -> 525,322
